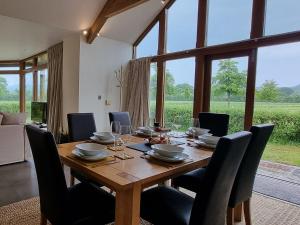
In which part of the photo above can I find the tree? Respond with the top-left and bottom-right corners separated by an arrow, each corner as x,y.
256,80 -> 279,102
212,59 -> 247,107
150,67 -> 176,100
0,77 -> 9,98
175,83 -> 193,100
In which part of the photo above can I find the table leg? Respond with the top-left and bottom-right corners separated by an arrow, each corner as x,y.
234,202 -> 243,222
115,184 -> 142,225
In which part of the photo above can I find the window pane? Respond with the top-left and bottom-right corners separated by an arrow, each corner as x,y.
0,75 -> 20,113
164,58 -> 195,130
136,23 -> 159,58
210,57 -> 248,133
254,42 -> 300,166
207,0 -> 252,46
265,0 -> 300,35
166,0 -> 198,52
149,63 -> 157,121
38,69 -> 48,102
25,73 -> 33,121
0,66 -> 19,71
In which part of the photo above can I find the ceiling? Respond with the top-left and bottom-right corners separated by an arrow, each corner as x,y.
0,0 -> 164,60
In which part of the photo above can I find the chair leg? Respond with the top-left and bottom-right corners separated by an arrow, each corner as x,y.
40,213 -> 47,225
70,175 -> 75,186
170,179 -> 179,189
234,202 -> 243,222
226,207 -> 234,225
244,198 -> 252,225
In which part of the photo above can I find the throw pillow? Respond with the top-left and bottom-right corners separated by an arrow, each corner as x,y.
1,112 -> 27,125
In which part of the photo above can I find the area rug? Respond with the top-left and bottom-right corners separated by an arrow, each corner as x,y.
0,193 -> 299,225
254,174 -> 300,205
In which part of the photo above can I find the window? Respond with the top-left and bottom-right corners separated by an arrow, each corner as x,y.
164,58 -> 195,130
265,0 -> 300,36
166,0 -> 198,52
207,0 -> 252,46
38,54 -> 48,66
0,66 -> 19,71
25,73 -> 33,121
254,42 -> 300,165
136,23 -> 159,58
0,74 -> 20,113
38,69 -> 48,102
210,57 -> 249,133
149,63 -> 157,121
25,59 -> 33,69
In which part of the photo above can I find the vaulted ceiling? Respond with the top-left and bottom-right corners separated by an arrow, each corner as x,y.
0,0 -> 165,60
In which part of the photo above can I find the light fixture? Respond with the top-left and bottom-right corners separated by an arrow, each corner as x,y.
161,0 -> 166,4
82,30 -> 88,36
97,32 -> 100,37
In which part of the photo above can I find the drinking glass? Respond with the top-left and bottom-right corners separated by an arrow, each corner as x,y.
173,116 -> 183,137
119,125 -> 132,144
111,121 -> 121,148
190,118 -> 200,139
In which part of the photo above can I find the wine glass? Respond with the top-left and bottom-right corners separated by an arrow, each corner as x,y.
110,121 -> 121,148
173,116 -> 183,138
119,125 -> 132,144
190,118 -> 200,139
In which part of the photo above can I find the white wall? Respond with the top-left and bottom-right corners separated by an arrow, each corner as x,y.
78,36 -> 131,131
62,34 -> 80,131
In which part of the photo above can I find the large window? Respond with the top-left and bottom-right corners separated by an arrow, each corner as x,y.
207,0 -> 252,46
0,74 -> 20,113
210,57 -> 249,132
265,0 -> 300,36
164,58 -> 195,130
136,23 -> 159,58
254,42 -> 300,166
166,0 -> 198,52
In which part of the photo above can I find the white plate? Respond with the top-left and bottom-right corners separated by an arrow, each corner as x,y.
90,136 -> 114,144
146,150 -> 189,162
72,149 -> 112,161
194,140 -> 217,149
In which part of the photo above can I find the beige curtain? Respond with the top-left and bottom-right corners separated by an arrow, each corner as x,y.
47,42 -> 63,142
122,58 -> 151,128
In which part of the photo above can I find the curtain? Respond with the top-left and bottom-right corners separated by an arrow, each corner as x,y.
122,58 -> 151,129
47,42 -> 63,142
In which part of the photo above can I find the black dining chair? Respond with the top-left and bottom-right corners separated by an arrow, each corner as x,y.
171,112 -> 229,189
227,124 -> 274,225
141,131 -> 252,225
25,125 -> 115,225
67,113 -> 97,141
67,113 -> 98,186
199,112 -> 230,137
109,112 -> 131,128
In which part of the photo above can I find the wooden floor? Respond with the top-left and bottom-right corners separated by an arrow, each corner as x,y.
0,160 -> 70,207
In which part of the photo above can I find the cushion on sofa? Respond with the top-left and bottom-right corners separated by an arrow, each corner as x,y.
1,112 -> 27,125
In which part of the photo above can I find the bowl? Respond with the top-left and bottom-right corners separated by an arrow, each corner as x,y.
75,143 -> 107,156
188,127 -> 210,136
93,132 -> 113,140
138,126 -> 154,134
198,135 -> 220,145
152,144 -> 184,158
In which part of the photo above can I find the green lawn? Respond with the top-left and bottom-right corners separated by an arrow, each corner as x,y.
263,143 -> 300,167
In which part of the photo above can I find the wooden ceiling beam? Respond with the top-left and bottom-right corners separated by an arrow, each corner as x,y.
87,0 -> 149,44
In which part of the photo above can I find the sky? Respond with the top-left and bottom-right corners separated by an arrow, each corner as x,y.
138,0 -> 300,88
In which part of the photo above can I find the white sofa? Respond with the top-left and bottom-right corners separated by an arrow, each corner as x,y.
0,125 -> 30,165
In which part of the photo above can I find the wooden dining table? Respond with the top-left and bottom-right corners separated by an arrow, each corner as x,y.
58,136 -> 213,225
